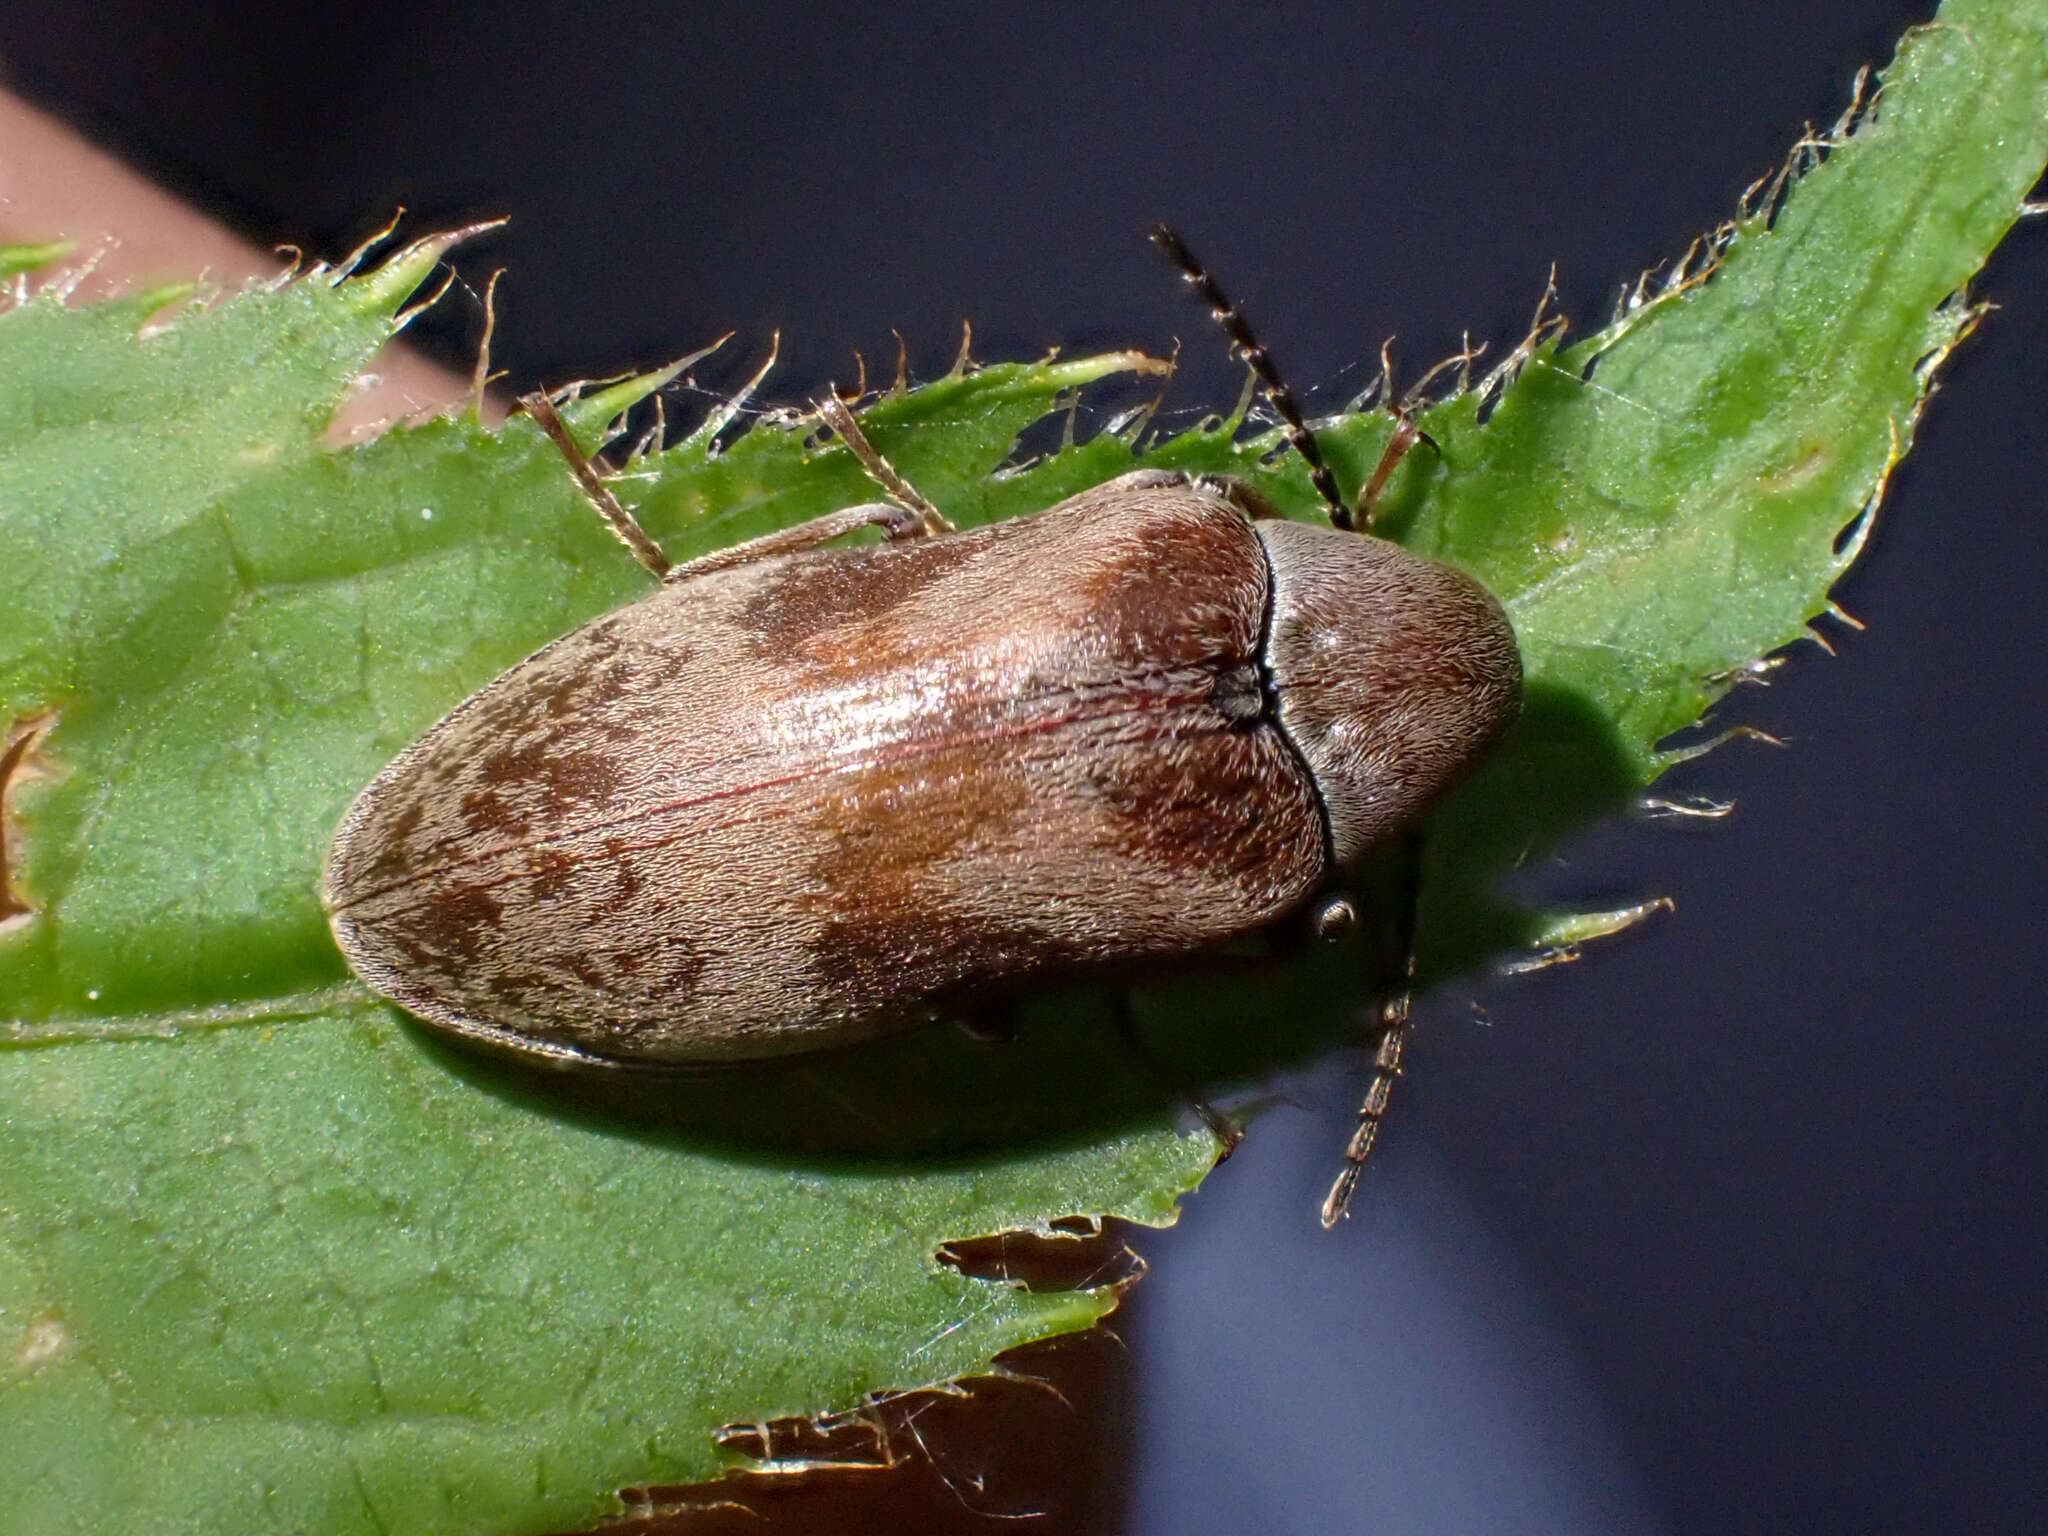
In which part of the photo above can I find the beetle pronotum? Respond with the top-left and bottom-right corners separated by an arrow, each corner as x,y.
323,231 -> 1521,1223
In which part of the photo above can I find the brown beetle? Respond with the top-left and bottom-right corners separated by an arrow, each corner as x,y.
324,231 -> 1521,1213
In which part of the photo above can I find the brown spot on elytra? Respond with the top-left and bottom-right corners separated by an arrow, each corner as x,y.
0,711 -> 57,929
1068,491 -> 1265,666
1085,712 -> 1323,891
807,749 -> 1027,902
636,930 -> 705,1000
349,794 -> 429,890
531,650 -> 639,722
742,531 -> 982,665
589,654 -> 636,707
802,741 -> 1042,1005
410,880 -> 504,965
453,625 -> 658,764
483,966 -> 551,1005
602,837 -> 644,903
458,785 -> 527,839
476,739 -> 624,817
467,931 -> 704,1053
519,626 -> 628,721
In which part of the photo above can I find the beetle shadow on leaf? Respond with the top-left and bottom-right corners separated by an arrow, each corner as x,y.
1421,680 -> 1643,978
401,940 -> 1373,1172
405,679 -> 1637,1172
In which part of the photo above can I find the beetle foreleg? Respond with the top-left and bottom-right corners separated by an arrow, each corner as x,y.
1320,829 -> 1425,1227
1353,416 -> 1442,535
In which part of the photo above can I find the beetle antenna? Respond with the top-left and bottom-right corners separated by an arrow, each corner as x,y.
1320,830 -> 1425,1227
1150,223 -> 1353,531
521,392 -> 673,580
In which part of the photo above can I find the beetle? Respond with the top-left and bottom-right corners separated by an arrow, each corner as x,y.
323,229 -> 1521,1216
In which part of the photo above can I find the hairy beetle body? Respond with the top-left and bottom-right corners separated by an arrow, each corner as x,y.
325,471 -> 1518,1067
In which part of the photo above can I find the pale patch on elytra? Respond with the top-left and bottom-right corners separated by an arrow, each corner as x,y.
13,1315 -> 71,1376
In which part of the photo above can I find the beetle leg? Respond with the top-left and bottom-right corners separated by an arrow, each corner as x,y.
1352,415 -> 1442,535
523,392 -> 675,579
815,394 -> 955,537
1320,829 -> 1425,1227
660,501 -> 946,584
1113,995 -> 1243,1158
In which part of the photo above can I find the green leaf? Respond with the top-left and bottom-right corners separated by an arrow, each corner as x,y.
3,2 -> 2045,1531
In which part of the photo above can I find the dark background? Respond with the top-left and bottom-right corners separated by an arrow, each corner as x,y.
4,3 -> 2042,1532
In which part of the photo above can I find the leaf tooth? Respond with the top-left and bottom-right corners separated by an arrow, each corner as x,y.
336,219 -> 508,320
111,282 -> 198,334
0,240 -> 73,282
557,344 -> 728,440
1501,898 -> 1677,973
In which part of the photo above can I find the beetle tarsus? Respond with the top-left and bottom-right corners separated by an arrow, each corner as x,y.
1320,1006 -> 1406,1226
1195,1097 -> 1245,1160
